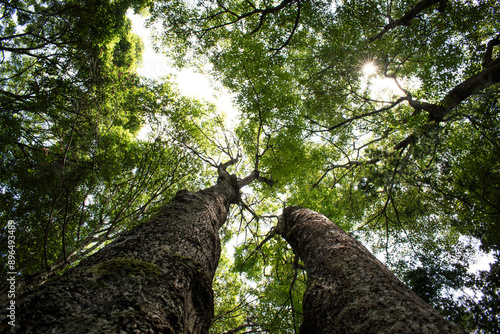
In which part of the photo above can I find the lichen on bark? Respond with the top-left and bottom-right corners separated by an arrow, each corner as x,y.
87,257 -> 162,278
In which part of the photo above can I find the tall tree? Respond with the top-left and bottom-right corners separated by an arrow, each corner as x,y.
277,206 -> 466,333
0,162 -> 270,333
149,0 -> 500,330
1,0 -> 499,332
0,0 -> 204,292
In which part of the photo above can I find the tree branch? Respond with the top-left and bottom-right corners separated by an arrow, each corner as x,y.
220,323 -> 264,334
306,96 -> 408,133
483,33 -> 500,69
270,0 -> 301,55
236,169 -> 274,188
218,157 -> 239,181
394,60 -> 500,150
368,0 -> 446,43
239,227 -> 277,271
202,0 -> 297,37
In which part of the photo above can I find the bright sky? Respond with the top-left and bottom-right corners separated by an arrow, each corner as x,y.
129,12 -> 238,123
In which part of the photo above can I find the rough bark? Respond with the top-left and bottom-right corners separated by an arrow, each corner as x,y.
277,206 -> 467,334
0,177 -> 240,334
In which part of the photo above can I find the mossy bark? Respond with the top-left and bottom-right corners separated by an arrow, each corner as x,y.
1,178 -> 239,334
277,206 -> 467,334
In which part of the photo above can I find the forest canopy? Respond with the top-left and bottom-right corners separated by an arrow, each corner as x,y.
1,0 -> 499,333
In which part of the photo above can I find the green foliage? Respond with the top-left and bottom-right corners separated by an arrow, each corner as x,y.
150,0 -> 500,332
0,0 -> 212,292
472,254 -> 500,333
1,0 -> 499,332
401,253 -> 475,331
214,229 -> 305,333
211,251 -> 248,333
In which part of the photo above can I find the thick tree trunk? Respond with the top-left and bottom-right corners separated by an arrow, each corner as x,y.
1,177 -> 239,333
277,206 -> 467,334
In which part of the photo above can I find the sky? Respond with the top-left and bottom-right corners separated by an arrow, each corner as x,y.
128,12 -> 238,123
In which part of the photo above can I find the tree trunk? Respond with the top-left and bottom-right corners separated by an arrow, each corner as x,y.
277,206 -> 467,334
1,177 -> 240,334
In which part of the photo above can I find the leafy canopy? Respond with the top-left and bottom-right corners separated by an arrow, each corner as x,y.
149,0 -> 500,332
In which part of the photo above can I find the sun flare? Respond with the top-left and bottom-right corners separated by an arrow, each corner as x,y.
362,62 -> 377,76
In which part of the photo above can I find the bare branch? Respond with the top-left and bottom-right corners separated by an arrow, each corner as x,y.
441,58 -> 500,114
180,141 -> 219,167
235,170 -> 254,188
